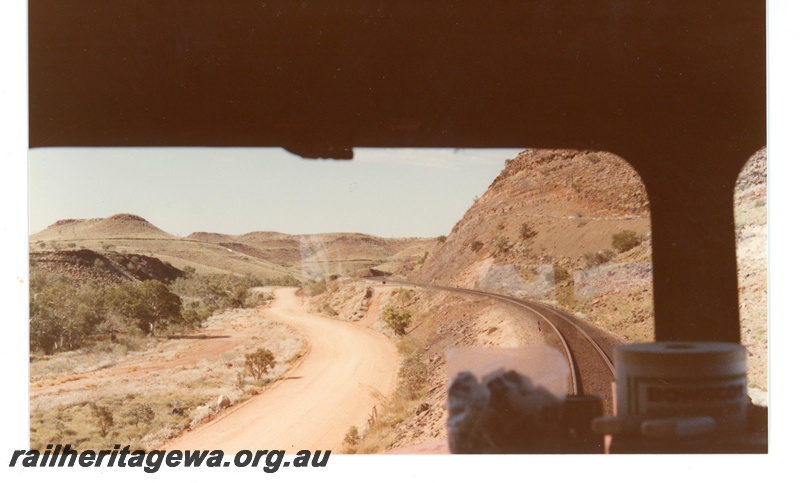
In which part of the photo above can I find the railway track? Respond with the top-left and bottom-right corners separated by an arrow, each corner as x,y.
382,279 -> 619,415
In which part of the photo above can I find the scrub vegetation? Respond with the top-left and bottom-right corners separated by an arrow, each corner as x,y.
29,268 -> 275,355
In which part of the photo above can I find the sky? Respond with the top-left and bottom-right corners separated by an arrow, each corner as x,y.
27,147 -> 521,238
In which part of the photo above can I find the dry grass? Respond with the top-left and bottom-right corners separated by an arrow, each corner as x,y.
30,308 -> 304,452
564,283 -> 655,343
30,336 -> 149,383
351,289 -> 440,453
353,332 -> 433,453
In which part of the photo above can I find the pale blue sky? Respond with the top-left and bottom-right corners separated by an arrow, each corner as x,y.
28,147 -> 522,238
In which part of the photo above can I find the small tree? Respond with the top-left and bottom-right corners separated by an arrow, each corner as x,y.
236,371 -> 248,391
244,348 -> 276,380
90,403 -> 114,437
470,240 -> 484,252
109,280 -> 183,336
29,269 -> 107,353
126,403 -> 155,427
435,235 -> 447,244
382,306 -> 412,336
611,230 -> 642,253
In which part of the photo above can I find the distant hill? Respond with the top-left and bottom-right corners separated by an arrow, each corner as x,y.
31,213 -> 177,241
187,230 -> 438,279
30,214 -> 437,281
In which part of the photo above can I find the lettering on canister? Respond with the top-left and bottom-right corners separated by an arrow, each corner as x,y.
647,384 -> 744,404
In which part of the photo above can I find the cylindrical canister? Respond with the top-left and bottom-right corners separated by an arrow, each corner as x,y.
614,342 -> 748,433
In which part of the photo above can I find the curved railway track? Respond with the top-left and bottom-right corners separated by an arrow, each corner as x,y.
384,279 -> 619,415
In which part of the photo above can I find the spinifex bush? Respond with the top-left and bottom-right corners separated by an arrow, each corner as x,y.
611,230 -> 642,253
583,249 -> 615,267
519,222 -> 537,240
493,236 -> 511,255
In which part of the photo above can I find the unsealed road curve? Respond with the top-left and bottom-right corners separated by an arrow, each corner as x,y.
165,287 -> 398,453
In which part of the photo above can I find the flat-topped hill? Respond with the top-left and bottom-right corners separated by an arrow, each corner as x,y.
31,213 -> 177,241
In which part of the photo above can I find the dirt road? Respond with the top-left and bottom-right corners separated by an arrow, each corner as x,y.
164,287 -> 399,453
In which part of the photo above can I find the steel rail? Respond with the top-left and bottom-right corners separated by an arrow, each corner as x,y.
524,299 -> 615,376
385,280 -> 580,395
